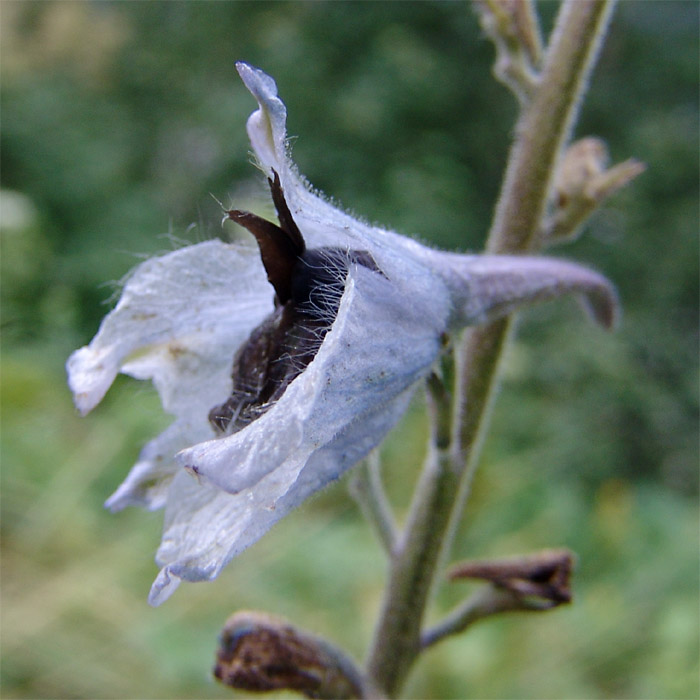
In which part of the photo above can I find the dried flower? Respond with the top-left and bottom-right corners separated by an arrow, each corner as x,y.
214,611 -> 365,699
67,62 -> 617,605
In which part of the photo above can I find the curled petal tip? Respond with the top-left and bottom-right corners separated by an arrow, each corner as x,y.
582,281 -> 620,331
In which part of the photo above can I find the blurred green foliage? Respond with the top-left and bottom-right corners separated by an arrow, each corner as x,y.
1,2 -> 697,699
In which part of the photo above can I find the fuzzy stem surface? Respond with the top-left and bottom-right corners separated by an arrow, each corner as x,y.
365,2 -> 616,696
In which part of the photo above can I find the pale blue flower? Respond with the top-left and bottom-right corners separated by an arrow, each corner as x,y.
67,63 -> 617,605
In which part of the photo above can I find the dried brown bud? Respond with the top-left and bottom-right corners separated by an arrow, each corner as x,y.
555,137 -> 610,207
448,549 -> 574,608
214,611 -> 365,699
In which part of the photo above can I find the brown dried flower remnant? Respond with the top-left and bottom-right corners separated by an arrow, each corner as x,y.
215,611 -> 364,699
449,548 -> 574,608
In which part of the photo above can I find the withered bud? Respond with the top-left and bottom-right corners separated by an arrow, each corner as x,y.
548,138 -> 645,243
448,549 -> 574,608
555,137 -> 646,207
555,137 -> 609,207
214,611 -> 364,699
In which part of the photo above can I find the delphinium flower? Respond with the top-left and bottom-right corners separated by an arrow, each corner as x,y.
67,62 -> 617,606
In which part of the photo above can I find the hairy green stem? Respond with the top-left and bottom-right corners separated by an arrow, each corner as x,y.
365,446 -> 457,695
451,0 -> 615,505
365,380 -> 456,696
365,2 -> 616,696
350,453 -> 398,554
486,0 -> 616,255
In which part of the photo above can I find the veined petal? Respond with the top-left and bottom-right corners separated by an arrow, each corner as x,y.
68,62 -> 622,606
236,62 -> 619,333
67,240 -> 272,416
149,387 -> 416,606
68,240 -> 274,511
105,418 -> 208,512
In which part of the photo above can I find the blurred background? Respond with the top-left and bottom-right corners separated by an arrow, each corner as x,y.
1,2 -> 697,698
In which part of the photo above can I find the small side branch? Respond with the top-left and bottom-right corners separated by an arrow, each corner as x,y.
349,452 -> 398,555
423,549 -> 574,649
475,0 -> 544,104
422,586 -> 527,650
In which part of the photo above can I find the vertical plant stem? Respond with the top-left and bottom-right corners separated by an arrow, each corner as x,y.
366,379 -> 455,696
365,2 -> 616,696
487,0 -> 616,255
452,0 -> 616,484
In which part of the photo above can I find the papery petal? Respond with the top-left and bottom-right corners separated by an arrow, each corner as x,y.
67,240 -> 274,509
71,63 -> 623,607
436,252 -> 619,330
236,62 -> 429,263
105,419 -> 203,512
148,387 -> 415,606
147,257 -> 449,604
67,240 -> 272,415
235,63 -> 619,334
178,261 -> 448,496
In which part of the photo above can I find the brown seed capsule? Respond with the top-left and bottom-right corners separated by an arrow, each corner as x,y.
214,611 -> 364,699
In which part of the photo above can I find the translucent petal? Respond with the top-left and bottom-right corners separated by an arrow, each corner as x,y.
145,260 -> 448,603
67,240 -> 272,416
235,62 -> 619,333
236,62 -> 432,262
67,64 -> 622,606
67,240 -> 274,510
148,387 -> 415,606
104,419 -> 205,512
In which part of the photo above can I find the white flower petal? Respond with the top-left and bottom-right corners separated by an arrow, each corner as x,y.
178,262 -> 447,496
235,62 -> 619,332
68,240 -> 274,509
67,240 -> 272,416
236,62 -> 430,262
105,419 -> 205,512
68,63 -> 621,606
148,387 -> 416,607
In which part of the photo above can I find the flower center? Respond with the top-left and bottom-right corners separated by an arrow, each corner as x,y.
209,173 -> 379,435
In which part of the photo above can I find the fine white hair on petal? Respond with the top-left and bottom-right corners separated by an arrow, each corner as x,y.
235,61 -> 433,262
152,260 -> 448,603
177,263 -> 448,496
66,62 -> 621,606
